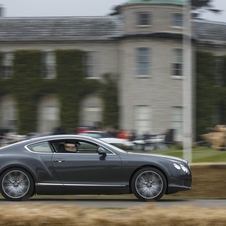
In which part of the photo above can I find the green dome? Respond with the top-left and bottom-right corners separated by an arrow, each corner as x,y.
129,0 -> 186,5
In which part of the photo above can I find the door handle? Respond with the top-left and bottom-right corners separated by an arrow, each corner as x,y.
54,158 -> 65,163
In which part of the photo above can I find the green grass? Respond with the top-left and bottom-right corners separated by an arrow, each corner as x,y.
133,146 -> 226,163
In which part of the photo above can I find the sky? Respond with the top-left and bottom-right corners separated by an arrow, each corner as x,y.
0,0 -> 226,23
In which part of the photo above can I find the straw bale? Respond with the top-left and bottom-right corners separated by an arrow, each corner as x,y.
0,204 -> 225,226
201,125 -> 226,149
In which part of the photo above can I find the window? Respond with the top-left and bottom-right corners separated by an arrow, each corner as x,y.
1,103 -> 17,130
134,105 -> 151,135
27,142 -> 53,153
84,52 -> 99,78
42,52 -> 56,79
171,106 -> 183,142
83,107 -> 102,127
42,106 -> 59,121
172,49 -> 183,76
0,52 -> 13,78
137,13 -> 150,26
51,139 -> 112,154
137,48 -> 150,76
215,56 -> 224,86
171,13 -> 183,27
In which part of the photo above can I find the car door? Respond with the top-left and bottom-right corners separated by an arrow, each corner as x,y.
50,139 -> 122,186
26,141 -> 60,183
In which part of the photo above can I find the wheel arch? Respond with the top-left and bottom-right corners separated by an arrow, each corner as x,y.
129,164 -> 168,193
0,164 -> 37,185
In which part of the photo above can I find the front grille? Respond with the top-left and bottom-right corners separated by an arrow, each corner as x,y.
182,179 -> 192,187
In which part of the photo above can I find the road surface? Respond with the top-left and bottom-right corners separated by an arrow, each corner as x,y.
0,197 -> 225,208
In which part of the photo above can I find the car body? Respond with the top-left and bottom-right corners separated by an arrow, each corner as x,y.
78,130 -> 134,149
0,135 -> 192,201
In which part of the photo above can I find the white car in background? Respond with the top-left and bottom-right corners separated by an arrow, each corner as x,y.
78,131 -> 134,150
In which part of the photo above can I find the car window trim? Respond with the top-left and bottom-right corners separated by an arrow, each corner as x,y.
25,138 -> 116,155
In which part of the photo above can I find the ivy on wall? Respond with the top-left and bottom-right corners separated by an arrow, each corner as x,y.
196,51 -> 226,140
0,50 -> 119,134
101,73 -> 119,129
3,49 -> 225,138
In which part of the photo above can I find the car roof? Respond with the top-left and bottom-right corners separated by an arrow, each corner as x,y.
29,134 -> 97,142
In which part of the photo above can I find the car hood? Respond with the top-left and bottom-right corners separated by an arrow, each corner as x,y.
127,152 -> 188,163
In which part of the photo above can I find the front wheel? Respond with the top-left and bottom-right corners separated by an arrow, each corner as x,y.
131,167 -> 167,201
0,168 -> 34,201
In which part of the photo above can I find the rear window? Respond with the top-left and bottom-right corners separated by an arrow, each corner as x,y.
27,141 -> 53,153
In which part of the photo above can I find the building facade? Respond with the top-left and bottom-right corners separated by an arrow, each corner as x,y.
0,0 -> 226,141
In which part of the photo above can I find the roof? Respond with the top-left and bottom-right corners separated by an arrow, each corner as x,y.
0,16 -> 122,41
128,0 -> 186,5
192,20 -> 226,44
0,16 -> 226,44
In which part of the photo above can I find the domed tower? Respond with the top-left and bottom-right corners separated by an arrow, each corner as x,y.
118,0 -> 193,142
120,0 -> 189,36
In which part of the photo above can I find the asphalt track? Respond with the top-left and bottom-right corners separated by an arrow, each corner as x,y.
0,197 -> 225,208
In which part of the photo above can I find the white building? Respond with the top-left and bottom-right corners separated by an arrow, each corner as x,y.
0,0 -> 225,141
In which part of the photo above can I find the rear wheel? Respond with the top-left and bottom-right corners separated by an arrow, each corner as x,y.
131,167 -> 167,201
0,168 -> 34,201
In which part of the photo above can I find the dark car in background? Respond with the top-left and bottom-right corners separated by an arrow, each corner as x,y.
0,135 -> 192,201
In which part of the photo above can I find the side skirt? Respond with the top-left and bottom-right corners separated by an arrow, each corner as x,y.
35,183 -> 131,195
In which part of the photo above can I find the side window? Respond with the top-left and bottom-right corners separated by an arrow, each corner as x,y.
27,141 -> 53,153
79,141 -> 98,153
79,141 -> 112,154
51,139 -> 112,154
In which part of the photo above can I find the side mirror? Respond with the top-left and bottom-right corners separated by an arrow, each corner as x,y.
97,147 -> 107,157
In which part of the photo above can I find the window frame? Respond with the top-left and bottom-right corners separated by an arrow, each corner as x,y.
26,141 -> 53,154
134,105 -> 151,135
84,51 -> 100,79
0,52 -> 14,79
171,13 -> 183,28
136,47 -> 151,77
41,51 -> 56,79
50,139 -> 115,155
172,48 -> 183,78
137,12 -> 151,27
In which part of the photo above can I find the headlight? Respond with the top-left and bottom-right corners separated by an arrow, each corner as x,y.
173,163 -> 189,173
180,164 -> 189,173
173,163 -> 181,170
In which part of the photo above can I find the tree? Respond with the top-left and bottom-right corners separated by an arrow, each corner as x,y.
191,0 -> 221,18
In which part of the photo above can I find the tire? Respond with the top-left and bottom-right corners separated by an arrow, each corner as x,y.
131,167 -> 167,201
0,168 -> 34,201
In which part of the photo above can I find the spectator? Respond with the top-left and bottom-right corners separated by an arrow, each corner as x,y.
52,127 -> 66,135
117,129 -> 129,140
